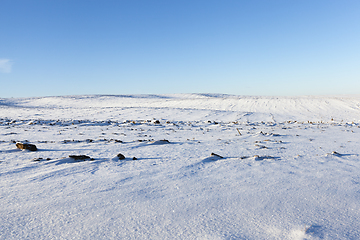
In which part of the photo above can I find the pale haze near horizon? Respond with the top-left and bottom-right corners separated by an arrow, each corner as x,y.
1,0 -> 359,98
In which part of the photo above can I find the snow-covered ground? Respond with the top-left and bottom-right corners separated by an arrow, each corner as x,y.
1,94 -> 360,239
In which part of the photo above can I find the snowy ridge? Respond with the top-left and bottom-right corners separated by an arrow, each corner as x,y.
1,94 -> 360,122
1,94 -> 360,239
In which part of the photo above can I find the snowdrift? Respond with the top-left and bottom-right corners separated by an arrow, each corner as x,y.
1,94 -> 360,239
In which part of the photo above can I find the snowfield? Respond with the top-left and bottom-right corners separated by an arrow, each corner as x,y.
1,94 -> 360,240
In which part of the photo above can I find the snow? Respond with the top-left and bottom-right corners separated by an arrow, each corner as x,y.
1,94 -> 360,239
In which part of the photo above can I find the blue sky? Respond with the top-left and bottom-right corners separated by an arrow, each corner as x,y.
1,0 -> 359,98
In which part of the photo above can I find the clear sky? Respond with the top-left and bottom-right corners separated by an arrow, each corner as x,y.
1,0 -> 360,98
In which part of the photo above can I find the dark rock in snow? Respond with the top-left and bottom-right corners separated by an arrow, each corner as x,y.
151,139 -> 170,144
210,153 -> 223,158
69,155 -> 92,160
32,157 -> 51,162
117,153 -> 126,160
16,142 -> 38,151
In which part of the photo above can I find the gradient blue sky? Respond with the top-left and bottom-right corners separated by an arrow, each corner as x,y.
1,0 -> 360,98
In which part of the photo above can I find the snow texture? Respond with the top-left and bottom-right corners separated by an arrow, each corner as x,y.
1,94 -> 360,239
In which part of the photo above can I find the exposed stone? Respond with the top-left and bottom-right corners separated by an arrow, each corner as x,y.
255,144 -> 267,149
117,153 -> 126,160
331,151 -> 341,155
32,157 -> 51,162
210,153 -> 223,158
69,155 -> 91,160
16,142 -> 38,151
150,139 -> 170,144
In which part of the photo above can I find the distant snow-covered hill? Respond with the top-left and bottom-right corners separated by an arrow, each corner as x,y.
1,94 -> 360,122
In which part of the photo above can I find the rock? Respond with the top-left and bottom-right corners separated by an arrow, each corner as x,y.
151,139 -> 170,145
331,151 -> 341,155
210,153 -> 223,158
32,157 -> 51,162
117,153 -> 126,160
255,144 -> 267,149
253,155 -> 275,161
16,142 -> 38,151
69,155 -> 91,160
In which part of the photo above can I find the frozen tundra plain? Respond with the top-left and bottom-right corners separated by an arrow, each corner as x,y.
1,94 -> 360,240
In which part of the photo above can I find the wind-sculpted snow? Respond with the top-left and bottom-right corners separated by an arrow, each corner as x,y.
1,94 -> 360,239
1,94 -> 360,122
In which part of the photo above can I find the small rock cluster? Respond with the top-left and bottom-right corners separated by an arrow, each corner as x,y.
14,141 -> 288,164
115,153 -> 137,160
